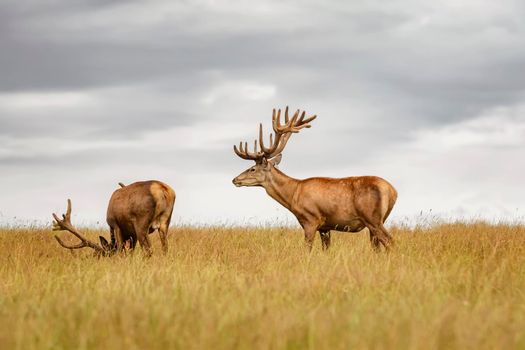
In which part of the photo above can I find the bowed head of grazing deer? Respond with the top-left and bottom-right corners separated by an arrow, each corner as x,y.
52,199 -> 114,257
233,107 -> 397,251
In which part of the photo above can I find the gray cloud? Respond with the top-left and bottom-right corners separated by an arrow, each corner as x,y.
1,0 -> 525,224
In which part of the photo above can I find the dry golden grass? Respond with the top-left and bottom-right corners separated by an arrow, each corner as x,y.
1,223 -> 525,349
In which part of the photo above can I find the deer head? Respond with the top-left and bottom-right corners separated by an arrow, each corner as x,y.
52,199 -> 115,257
232,106 -> 316,187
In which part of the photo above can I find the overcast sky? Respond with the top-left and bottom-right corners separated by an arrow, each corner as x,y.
1,0 -> 524,227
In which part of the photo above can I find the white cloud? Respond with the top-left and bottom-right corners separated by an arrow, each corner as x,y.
411,105 -> 525,152
354,103 -> 525,221
0,91 -> 96,109
202,81 -> 276,105
1,0 -> 525,226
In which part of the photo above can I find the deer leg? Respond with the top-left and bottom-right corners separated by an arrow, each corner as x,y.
379,223 -> 394,246
121,235 -> 137,255
369,230 -> 381,252
113,226 -> 125,252
134,222 -> 152,257
158,223 -> 169,255
359,206 -> 393,252
367,221 -> 394,249
130,235 -> 138,249
303,225 -> 317,251
137,233 -> 152,257
366,224 -> 391,251
319,230 -> 331,250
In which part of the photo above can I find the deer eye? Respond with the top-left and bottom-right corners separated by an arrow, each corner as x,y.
250,168 -> 256,172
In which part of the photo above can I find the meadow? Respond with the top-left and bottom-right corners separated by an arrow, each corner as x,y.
1,223 -> 525,349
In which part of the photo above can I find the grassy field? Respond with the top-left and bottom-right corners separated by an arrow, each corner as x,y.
1,223 -> 525,349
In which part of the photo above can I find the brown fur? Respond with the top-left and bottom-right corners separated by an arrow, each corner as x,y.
234,163 -> 397,251
233,161 -> 397,250
106,180 -> 176,256
233,106 -> 397,251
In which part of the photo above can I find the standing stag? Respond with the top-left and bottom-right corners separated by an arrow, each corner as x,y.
52,180 -> 176,256
232,107 -> 397,251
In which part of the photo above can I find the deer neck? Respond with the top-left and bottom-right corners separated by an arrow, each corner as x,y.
263,167 -> 299,211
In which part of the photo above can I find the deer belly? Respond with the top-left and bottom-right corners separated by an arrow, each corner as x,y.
322,219 -> 365,233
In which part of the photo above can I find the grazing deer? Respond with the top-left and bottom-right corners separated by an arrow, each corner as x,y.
52,180 -> 176,256
232,107 -> 397,251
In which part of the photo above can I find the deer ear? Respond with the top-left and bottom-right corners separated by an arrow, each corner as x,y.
99,236 -> 110,250
270,154 -> 282,167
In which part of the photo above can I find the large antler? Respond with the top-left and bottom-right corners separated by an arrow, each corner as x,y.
52,199 -> 106,254
233,106 -> 316,162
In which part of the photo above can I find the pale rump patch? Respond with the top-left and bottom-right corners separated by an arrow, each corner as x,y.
377,182 -> 391,222
150,182 -> 168,214
149,182 -> 176,232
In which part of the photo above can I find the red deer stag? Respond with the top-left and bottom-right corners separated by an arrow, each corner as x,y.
232,107 -> 397,251
52,180 -> 176,256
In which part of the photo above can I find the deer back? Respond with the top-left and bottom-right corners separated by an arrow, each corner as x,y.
106,180 -> 175,227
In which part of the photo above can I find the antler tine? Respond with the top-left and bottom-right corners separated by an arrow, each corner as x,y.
264,107 -> 317,158
277,108 -> 316,133
289,109 -> 300,131
233,134 -> 264,161
233,144 -> 248,159
65,198 -> 71,219
297,112 -> 317,127
273,108 -> 299,133
234,107 -> 317,161
267,132 -> 292,158
52,199 -> 72,231
273,108 -> 283,129
260,111 -> 285,156
259,123 -> 264,150
272,108 -> 282,133
303,114 -> 317,124
298,110 -> 305,123
52,199 -> 105,253
259,123 -> 275,154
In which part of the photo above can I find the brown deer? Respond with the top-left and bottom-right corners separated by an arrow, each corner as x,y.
52,180 -> 176,256
232,107 -> 397,251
